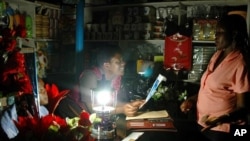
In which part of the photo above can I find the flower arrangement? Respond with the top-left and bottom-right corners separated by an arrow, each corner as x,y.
0,12 -> 93,141
145,82 -> 188,115
0,21 -> 32,97
152,84 -> 187,102
13,110 -> 92,141
0,80 -> 93,141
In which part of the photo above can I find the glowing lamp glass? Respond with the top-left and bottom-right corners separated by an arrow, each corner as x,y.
91,89 -> 117,112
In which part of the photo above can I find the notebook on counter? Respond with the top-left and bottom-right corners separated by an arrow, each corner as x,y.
126,110 -> 175,130
126,110 -> 169,120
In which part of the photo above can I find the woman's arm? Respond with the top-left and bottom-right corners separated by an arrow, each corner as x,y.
225,92 -> 249,121
113,100 -> 145,117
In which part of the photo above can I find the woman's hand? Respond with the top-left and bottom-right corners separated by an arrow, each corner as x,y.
203,115 -> 227,126
180,97 -> 197,113
200,114 -> 230,132
124,100 -> 145,117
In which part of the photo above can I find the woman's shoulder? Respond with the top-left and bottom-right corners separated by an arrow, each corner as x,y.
79,67 -> 102,80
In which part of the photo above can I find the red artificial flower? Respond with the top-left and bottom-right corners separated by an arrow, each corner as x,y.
0,26 -> 32,97
79,110 -> 91,127
45,84 -> 70,114
1,51 -> 25,77
14,110 -> 93,141
0,49 -> 32,95
14,115 -> 39,137
14,114 -> 71,140
17,74 -> 33,94
14,116 -> 30,132
80,110 -> 90,120
40,114 -> 68,134
8,51 -> 26,68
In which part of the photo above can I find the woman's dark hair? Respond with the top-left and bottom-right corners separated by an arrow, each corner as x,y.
96,45 -> 122,67
217,14 -> 250,70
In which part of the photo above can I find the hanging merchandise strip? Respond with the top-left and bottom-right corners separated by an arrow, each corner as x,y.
164,33 -> 192,71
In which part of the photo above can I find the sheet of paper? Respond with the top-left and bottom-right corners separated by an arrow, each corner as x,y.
126,110 -> 169,120
122,132 -> 144,141
139,74 -> 167,109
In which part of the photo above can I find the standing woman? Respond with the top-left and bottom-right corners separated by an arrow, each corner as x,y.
180,14 -> 250,141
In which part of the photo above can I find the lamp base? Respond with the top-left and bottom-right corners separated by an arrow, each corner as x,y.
91,128 -> 116,140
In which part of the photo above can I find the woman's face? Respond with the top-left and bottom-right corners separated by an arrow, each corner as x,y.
215,26 -> 231,50
107,53 -> 125,77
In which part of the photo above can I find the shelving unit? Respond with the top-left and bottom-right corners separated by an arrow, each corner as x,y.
85,0 -> 249,8
83,0 -> 250,83
84,0 -> 250,40
42,3 -> 78,89
7,0 -> 61,39
0,0 -> 62,110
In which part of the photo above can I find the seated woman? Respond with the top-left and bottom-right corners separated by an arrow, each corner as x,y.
54,45 -> 144,118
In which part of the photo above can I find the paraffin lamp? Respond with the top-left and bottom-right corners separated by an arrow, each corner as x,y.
91,88 -> 117,140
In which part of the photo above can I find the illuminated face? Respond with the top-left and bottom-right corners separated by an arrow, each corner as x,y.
106,53 -> 125,77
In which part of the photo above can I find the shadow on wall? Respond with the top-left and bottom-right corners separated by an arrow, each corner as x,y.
44,73 -> 77,90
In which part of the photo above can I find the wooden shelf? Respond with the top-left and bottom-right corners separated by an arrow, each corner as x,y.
84,39 -> 164,42
192,40 -> 215,44
85,0 -> 249,9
